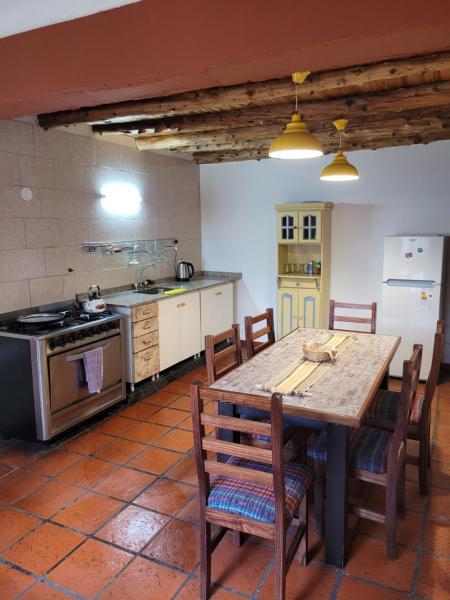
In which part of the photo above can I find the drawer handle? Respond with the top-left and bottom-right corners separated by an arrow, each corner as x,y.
141,339 -> 153,345
143,353 -> 153,361
177,302 -> 186,308
142,309 -> 153,316
215,292 -> 222,296
143,323 -> 154,330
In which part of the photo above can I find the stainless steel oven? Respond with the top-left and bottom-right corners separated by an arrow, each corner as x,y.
0,309 -> 126,441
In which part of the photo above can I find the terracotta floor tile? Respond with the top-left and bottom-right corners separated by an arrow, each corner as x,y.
53,492 -> 124,534
258,561 -> 336,600
142,390 -> 182,407
0,442 -> 46,467
416,553 -> 450,600
95,466 -> 155,501
357,510 -> 422,550
15,480 -> 84,519
433,444 -> 450,463
134,478 -> 196,515
177,415 -> 194,431
143,518 -> 199,571
0,507 -> 41,551
423,516 -> 450,555
122,421 -> 170,444
368,480 -> 426,513
21,582 -> 72,599
0,562 -> 35,598
432,460 -> 450,490
4,522 -> 84,575
177,578 -> 239,599
163,380 -> 192,395
169,394 -> 192,411
93,415 -> 138,436
49,538 -> 132,597
346,534 -> 416,591
97,505 -> 170,552
438,410 -> 450,426
209,534 -> 273,595
429,486 -> 450,518
165,455 -> 199,485
129,447 -> 182,474
94,438 -> 147,464
27,450 -> 82,476
155,429 -> 194,452
62,431 -> 114,455
0,463 -> 12,477
176,495 -> 200,524
151,407 -> 189,427
58,457 -> 116,488
99,556 -> 187,600
182,367 -> 208,382
120,402 -> 160,421
435,424 -> 450,441
0,469 -> 48,504
336,576 -> 408,599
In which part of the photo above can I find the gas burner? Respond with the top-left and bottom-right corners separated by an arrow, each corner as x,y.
0,308 -> 116,335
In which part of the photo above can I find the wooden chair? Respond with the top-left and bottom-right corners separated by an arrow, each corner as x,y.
309,345 -> 422,558
205,324 -> 242,385
329,299 -> 377,334
365,320 -> 445,494
244,308 -> 276,359
191,384 -> 314,600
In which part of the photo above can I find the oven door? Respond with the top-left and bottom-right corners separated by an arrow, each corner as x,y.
48,334 -> 123,414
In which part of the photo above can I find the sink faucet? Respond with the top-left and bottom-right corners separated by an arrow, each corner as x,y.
135,262 -> 155,290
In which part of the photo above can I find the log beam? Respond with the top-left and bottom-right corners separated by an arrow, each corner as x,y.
38,51 -> 450,129
93,80 -> 450,138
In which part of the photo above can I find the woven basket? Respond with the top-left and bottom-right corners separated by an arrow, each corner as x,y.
303,342 -> 337,363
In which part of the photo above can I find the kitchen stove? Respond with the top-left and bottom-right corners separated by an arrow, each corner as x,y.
0,303 -> 126,441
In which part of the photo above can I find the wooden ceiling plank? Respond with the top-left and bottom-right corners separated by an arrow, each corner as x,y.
37,51 -> 450,129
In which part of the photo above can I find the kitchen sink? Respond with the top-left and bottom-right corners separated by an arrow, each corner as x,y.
134,286 -> 175,295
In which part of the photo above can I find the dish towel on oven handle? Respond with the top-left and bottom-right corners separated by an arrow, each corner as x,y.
83,347 -> 104,394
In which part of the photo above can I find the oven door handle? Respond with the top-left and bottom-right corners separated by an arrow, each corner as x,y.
66,342 -> 110,362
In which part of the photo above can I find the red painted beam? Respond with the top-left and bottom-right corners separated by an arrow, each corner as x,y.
1,0 -> 450,119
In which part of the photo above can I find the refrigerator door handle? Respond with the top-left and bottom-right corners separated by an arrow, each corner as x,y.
383,279 -> 438,288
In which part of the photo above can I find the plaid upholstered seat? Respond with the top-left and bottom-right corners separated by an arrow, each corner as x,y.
208,457 -> 314,524
366,389 -> 424,426
308,426 -> 392,474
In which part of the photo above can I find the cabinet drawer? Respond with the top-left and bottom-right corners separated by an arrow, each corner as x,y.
134,347 -> 160,382
132,303 -> 158,322
133,331 -> 159,353
133,316 -> 158,337
279,278 -> 318,289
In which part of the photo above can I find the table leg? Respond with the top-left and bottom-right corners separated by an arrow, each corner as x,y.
380,368 -> 389,390
325,423 -> 349,568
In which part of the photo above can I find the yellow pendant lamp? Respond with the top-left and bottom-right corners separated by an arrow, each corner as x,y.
320,119 -> 359,181
269,72 -> 323,159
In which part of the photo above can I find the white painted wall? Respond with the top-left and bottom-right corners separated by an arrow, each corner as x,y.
200,140 -> 450,361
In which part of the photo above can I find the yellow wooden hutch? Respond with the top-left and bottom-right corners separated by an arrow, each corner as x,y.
276,202 -> 332,338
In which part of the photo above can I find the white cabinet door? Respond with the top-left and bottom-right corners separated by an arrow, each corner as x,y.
200,283 -> 234,349
158,296 -> 181,371
180,292 -> 201,360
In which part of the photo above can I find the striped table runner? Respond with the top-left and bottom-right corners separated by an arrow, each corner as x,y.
257,333 -> 354,396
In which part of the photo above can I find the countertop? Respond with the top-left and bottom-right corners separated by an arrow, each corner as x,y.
104,276 -> 239,308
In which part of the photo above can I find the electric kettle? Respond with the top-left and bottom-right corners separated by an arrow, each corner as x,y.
175,260 -> 195,282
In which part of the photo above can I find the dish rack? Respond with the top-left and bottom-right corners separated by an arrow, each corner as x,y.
82,238 -> 178,266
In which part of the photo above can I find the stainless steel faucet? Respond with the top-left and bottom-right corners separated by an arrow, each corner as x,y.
134,261 -> 155,290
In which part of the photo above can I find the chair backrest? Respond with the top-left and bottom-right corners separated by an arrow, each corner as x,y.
244,308 -> 276,359
422,320 -> 445,425
329,300 -> 377,334
205,324 -> 242,385
191,384 -> 286,532
388,345 -> 422,468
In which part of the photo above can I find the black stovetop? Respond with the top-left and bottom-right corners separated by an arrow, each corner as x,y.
0,309 -> 117,336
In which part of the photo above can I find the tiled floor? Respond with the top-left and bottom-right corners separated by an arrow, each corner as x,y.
0,365 -> 449,599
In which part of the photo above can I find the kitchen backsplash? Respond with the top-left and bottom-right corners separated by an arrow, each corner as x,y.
0,119 -> 201,314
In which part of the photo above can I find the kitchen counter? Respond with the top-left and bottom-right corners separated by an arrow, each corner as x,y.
104,276 -> 240,308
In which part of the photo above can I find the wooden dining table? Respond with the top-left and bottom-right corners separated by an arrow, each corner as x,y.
210,327 -> 401,568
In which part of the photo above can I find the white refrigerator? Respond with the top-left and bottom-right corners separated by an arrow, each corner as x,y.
380,235 -> 445,379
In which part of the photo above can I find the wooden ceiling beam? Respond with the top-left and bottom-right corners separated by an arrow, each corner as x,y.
37,51 -> 450,129
193,129 -> 450,163
135,110 -> 450,152
92,80 -> 450,138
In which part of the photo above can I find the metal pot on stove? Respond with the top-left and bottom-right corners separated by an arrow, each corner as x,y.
84,285 -> 106,314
